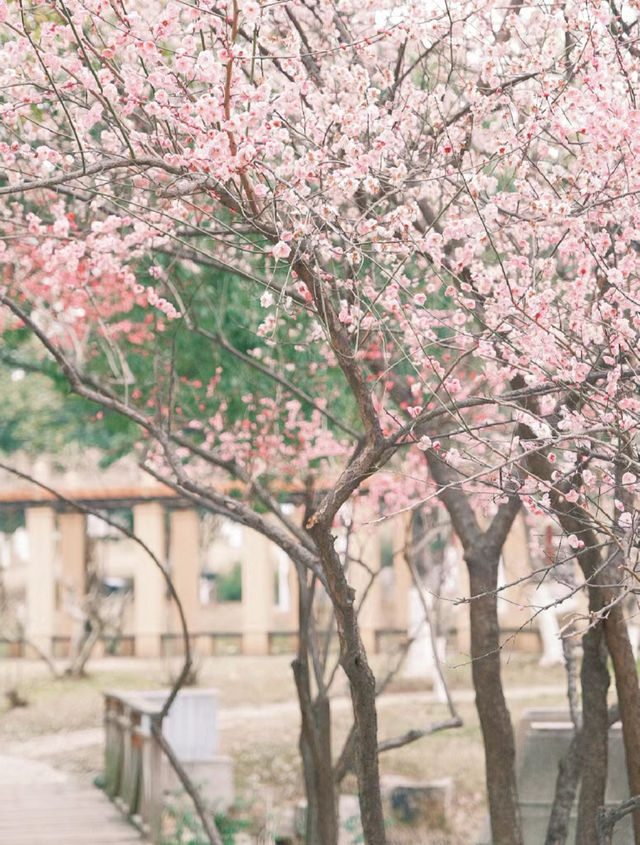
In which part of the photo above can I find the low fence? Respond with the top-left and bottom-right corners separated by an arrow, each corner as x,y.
103,691 -> 164,841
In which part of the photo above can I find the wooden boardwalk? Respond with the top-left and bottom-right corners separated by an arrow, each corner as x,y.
0,755 -> 146,844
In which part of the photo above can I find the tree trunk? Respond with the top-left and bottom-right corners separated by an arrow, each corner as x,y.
293,658 -> 338,845
291,558 -> 339,845
545,729 -> 583,845
545,637 -> 583,845
66,621 -> 102,677
467,547 -> 523,845
311,526 -> 387,845
546,703 -> 619,845
576,624 -> 610,845
545,490 -> 640,842
604,604 -> 640,843
338,613 -> 386,845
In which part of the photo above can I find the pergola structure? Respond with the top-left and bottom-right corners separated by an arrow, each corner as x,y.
0,481 -> 398,658
0,477 -> 561,663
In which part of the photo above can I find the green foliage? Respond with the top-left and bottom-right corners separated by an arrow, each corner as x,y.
342,812 -> 364,844
0,362 -> 138,465
0,255 -> 361,471
0,509 -> 24,534
380,536 -> 394,569
216,563 -> 242,603
162,799 -> 249,845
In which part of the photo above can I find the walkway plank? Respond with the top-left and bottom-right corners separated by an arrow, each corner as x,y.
0,756 -> 146,845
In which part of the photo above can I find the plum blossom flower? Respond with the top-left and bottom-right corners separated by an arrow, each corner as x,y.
243,0 -> 261,23
619,512 -> 633,529
272,241 -> 291,260
257,314 -> 276,336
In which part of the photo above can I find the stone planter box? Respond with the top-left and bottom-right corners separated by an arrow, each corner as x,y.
517,710 -> 631,844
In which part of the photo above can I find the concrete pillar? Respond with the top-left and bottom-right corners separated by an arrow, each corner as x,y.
392,514 -> 413,632
275,548 -> 291,612
453,540 -> 471,654
499,513 -> 532,625
133,502 -> 167,658
241,528 -> 272,655
169,509 -> 201,640
25,506 -> 56,655
58,512 -> 87,638
404,586 -> 448,701
287,553 -> 300,630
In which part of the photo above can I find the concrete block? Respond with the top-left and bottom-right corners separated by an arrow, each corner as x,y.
516,710 -> 632,844
133,688 -> 234,811
162,754 -> 234,812
141,688 -> 220,759
518,712 -> 628,804
381,775 -> 452,828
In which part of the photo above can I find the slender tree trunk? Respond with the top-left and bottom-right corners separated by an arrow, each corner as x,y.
576,624 -> 610,845
539,490 -> 612,844
291,558 -> 339,845
545,492 -> 640,842
604,604 -> 640,843
293,659 -> 338,845
546,730 -> 584,845
545,638 -> 583,845
338,605 -> 386,845
546,703 -> 619,845
467,547 -> 523,845
311,526 -> 387,845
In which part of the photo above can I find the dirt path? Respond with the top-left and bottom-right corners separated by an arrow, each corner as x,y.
4,683 -> 566,758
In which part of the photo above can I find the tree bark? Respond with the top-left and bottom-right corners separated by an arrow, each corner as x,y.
289,541 -> 339,845
467,545 -> 523,845
544,488 -> 637,843
291,562 -> 338,845
603,604 -> 640,843
425,453 -> 523,845
338,611 -> 386,844
310,526 -> 387,845
545,729 -> 584,845
292,657 -> 338,845
576,624 -> 610,845
545,637 -> 583,845
546,703 -> 619,845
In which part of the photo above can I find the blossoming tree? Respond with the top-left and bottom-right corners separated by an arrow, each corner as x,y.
2,0 -> 640,841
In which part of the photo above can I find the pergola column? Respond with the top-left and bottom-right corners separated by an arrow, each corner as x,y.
168,508 -> 201,643
241,527 -> 272,655
392,514 -> 413,632
133,502 -> 167,658
58,512 -> 87,639
25,506 -> 56,656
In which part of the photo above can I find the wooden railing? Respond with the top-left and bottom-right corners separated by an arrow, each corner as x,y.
103,691 -> 165,842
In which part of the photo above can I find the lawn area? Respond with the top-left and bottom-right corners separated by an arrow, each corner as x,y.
0,652 -> 570,843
